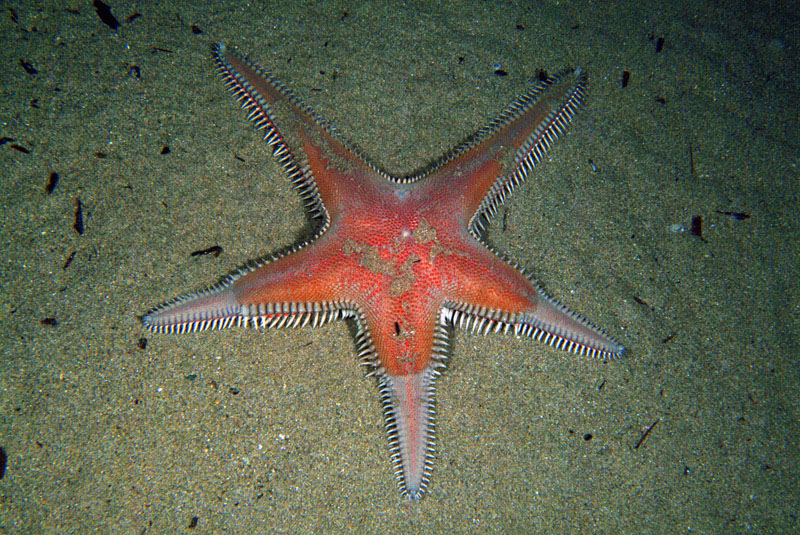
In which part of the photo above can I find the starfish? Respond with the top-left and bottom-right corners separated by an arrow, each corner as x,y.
143,45 -> 625,500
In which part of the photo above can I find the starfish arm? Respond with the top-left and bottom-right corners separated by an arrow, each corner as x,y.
379,368 -> 439,500
142,275 -> 244,333
142,240 -> 353,334
344,289 -> 443,500
439,244 -> 624,359
359,305 -> 450,501
514,286 -> 625,358
420,70 -> 587,231
213,45 -> 380,224
446,290 -> 624,360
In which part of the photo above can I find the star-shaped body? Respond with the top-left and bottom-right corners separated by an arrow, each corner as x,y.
143,45 -> 624,499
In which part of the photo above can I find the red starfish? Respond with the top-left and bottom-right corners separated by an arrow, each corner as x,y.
143,45 -> 624,500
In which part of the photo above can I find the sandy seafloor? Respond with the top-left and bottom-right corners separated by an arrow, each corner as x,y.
1,0 -> 798,533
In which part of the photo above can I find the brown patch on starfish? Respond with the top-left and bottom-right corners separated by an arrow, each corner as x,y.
411,218 -> 468,263
344,239 -> 421,296
397,349 -> 418,365
343,238 -> 395,275
412,219 -> 437,243
392,319 -> 414,342
390,254 -> 420,295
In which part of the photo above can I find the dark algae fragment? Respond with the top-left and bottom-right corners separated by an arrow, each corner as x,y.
19,59 -> 38,75
45,172 -> 59,194
190,245 -> 223,258
690,215 -> 704,239
73,198 -> 84,235
5,139 -> 31,154
63,250 -> 76,270
93,0 -> 119,30
634,419 -> 660,449
716,210 -> 750,220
